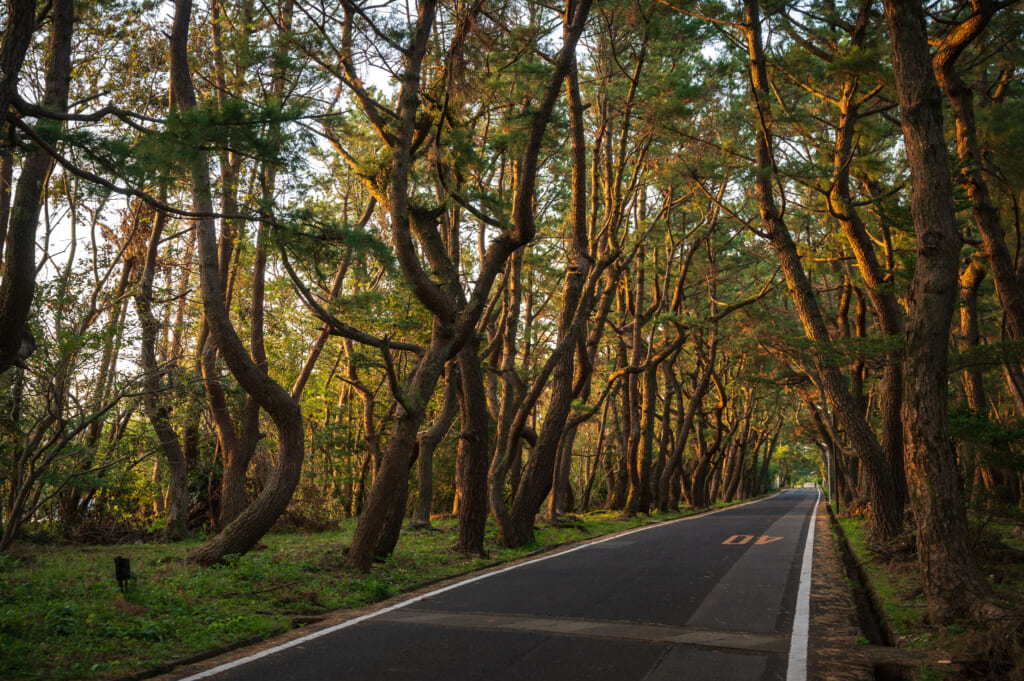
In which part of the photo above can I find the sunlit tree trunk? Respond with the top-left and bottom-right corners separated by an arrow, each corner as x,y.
171,0 -> 305,566
933,1 -> 1024,417
742,0 -> 900,540
883,0 -> 991,622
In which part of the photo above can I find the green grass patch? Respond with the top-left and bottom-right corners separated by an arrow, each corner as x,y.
838,517 -> 933,644
838,512 -> 1024,679
0,509 -> 698,680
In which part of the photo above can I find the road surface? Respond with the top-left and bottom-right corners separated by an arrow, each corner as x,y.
178,489 -> 820,681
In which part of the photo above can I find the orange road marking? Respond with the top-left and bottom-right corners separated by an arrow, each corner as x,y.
755,536 -> 783,545
721,535 -> 785,545
722,535 -> 754,545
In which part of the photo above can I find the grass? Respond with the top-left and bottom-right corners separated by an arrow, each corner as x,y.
0,508 -> 701,681
838,511 -> 1024,680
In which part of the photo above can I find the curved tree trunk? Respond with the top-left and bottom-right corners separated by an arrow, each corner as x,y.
0,0 -> 71,377
171,0 -> 305,566
412,364 -> 458,527
933,1 -> 1024,423
657,329 -> 716,511
742,0 -> 901,540
829,31 -> 908,511
135,206 -> 189,540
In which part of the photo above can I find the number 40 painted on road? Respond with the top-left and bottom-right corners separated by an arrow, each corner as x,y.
721,535 -> 783,545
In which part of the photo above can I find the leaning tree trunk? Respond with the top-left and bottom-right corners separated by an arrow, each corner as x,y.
742,0 -> 901,540
831,71 -> 907,512
171,0 -> 305,566
657,328 -> 716,511
0,0 -> 71,377
883,0 -> 991,623
135,207 -> 189,540
933,1 -> 1024,420
411,364 -> 458,527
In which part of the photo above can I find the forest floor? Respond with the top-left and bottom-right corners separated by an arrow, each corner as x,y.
0,507 -> 713,681
834,507 -> 1024,681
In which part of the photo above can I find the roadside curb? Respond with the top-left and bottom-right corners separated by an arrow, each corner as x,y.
822,504 -> 960,680
809,499 -> 876,681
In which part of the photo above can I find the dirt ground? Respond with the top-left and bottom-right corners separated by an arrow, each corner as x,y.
809,502 -> 878,681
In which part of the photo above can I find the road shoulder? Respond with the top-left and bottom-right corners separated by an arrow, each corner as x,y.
809,501 -> 875,681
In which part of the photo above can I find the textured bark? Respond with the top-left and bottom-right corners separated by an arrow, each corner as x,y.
883,0 -> 991,623
172,0 -> 305,566
0,0 -> 71,376
934,1 -> 1024,343
623,255 -> 645,516
958,259 -> 995,504
456,339 -> 489,554
135,208 -> 189,540
0,0 -> 36,130
657,330 -> 716,511
743,0 -> 900,539
356,329 -> 451,567
548,58 -> 591,520
411,364 -> 458,526
476,1 -> 596,547
342,0 -> 443,571
487,252 -> 524,538
830,60 -> 907,509
933,0 -> 1024,425
349,0 -> 593,568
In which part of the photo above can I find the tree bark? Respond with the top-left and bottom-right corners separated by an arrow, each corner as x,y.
657,329 -> 716,511
0,0 -> 71,376
456,338 -> 489,554
135,206 -> 189,540
171,0 -> 306,566
412,364 -> 458,526
827,16 -> 908,508
883,0 -> 991,622
743,0 -> 901,539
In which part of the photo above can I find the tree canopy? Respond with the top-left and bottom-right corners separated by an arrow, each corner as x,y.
2,0 -> 1023,626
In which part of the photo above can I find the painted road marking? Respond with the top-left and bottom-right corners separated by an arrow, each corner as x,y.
786,489 -> 820,681
721,535 -> 784,545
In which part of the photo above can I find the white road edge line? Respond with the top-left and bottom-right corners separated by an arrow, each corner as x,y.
177,492 -> 784,681
786,489 -> 820,681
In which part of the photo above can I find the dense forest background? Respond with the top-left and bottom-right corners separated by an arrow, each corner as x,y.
1,0 -> 1022,626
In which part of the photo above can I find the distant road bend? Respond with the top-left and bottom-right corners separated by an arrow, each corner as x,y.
178,489 -> 821,681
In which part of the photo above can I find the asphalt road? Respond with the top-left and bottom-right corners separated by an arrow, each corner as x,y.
180,489 -> 821,681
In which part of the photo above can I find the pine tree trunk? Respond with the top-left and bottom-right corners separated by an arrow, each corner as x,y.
456,339 -> 489,554
412,365 -> 458,526
0,0 -> 71,376
171,0 -> 305,566
136,207 -> 189,540
742,0 -> 901,539
883,0 -> 991,623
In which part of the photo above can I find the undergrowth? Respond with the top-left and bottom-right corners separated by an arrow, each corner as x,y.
838,513 -> 1024,681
